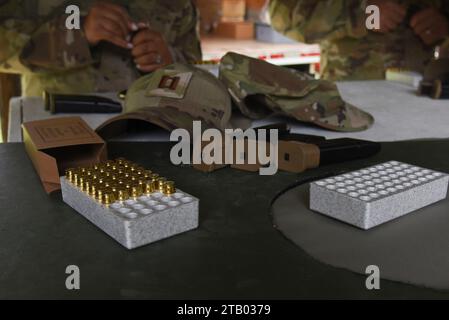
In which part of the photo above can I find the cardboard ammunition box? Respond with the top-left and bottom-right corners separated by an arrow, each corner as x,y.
221,0 -> 246,22
22,117 -> 107,193
246,0 -> 265,10
215,21 -> 254,39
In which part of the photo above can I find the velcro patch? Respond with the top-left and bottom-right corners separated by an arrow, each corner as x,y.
146,70 -> 193,99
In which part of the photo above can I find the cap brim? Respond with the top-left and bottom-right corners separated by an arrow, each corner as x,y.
312,102 -> 374,132
95,107 -> 219,139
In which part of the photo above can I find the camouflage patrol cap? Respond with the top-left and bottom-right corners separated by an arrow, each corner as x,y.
219,52 -> 374,132
113,63 -> 232,133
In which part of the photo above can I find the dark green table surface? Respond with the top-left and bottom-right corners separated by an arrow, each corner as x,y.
1,140 -> 449,299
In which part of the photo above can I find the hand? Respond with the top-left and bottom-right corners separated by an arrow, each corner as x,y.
131,25 -> 173,73
368,0 -> 407,33
410,8 -> 449,46
83,2 -> 138,49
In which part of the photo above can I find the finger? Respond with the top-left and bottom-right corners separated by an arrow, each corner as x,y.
136,63 -> 162,73
134,52 -> 161,66
99,2 -> 137,31
132,29 -> 162,47
98,27 -> 132,49
131,41 -> 158,58
410,8 -> 434,28
98,17 -> 130,43
97,9 -> 130,39
137,22 -> 150,29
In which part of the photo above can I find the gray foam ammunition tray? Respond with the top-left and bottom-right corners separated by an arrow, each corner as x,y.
309,161 -> 449,230
61,177 -> 199,249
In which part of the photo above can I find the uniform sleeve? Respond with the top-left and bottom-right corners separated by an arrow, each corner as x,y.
168,0 -> 202,63
0,0 -> 94,74
268,0 -> 369,44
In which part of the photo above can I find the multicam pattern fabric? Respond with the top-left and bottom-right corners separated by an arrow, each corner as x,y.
0,0 -> 202,96
219,52 -> 374,132
269,0 -> 449,81
119,63 -> 232,133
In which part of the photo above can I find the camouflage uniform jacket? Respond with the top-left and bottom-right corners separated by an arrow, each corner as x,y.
269,0 -> 449,81
0,0 -> 202,96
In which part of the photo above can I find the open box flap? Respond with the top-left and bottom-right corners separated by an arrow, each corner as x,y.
22,116 -> 104,150
22,117 -> 107,194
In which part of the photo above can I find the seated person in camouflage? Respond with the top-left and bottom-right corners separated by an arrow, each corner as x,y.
269,0 -> 449,81
0,0 -> 202,96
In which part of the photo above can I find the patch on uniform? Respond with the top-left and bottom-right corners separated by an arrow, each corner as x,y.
146,69 -> 193,99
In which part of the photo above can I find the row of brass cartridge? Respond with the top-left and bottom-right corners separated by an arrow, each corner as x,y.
65,158 -> 176,205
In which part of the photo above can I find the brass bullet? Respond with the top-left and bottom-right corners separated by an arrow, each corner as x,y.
135,167 -> 145,175
117,189 -> 129,202
103,192 -> 116,206
105,160 -> 115,168
131,186 -> 143,198
144,180 -> 155,194
163,181 -> 175,195
65,168 -> 75,182
131,173 -> 143,182
124,181 -> 133,190
83,179 -> 92,193
97,189 -> 104,202
78,176 -> 85,189
156,178 -> 166,192
109,182 -> 119,192
136,179 -> 145,188
72,172 -> 79,185
143,170 -> 152,179
89,184 -> 97,197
